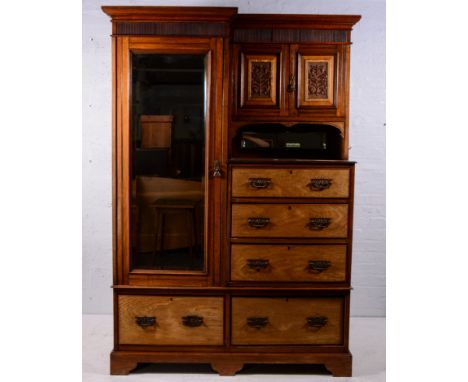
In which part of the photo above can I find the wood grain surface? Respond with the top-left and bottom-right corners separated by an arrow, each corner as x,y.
118,295 -> 224,345
231,297 -> 343,345
232,167 -> 350,198
231,244 -> 346,282
231,203 -> 348,238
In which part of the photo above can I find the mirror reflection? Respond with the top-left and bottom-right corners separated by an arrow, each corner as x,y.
131,54 -> 206,271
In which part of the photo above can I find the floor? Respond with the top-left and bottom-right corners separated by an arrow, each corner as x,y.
83,315 -> 385,382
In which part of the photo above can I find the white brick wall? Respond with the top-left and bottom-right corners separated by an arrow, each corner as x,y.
83,0 -> 386,316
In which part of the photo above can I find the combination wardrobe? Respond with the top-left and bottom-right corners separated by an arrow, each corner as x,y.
102,6 -> 361,377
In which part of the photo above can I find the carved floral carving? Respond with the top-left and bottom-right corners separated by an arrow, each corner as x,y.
307,62 -> 328,99
250,61 -> 271,98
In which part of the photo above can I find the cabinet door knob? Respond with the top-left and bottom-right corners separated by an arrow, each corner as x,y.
248,177 -> 272,189
135,316 -> 156,328
307,217 -> 331,230
306,315 -> 328,328
287,74 -> 296,93
247,258 -> 270,271
182,315 -> 204,327
248,217 -> 270,228
307,178 -> 333,191
308,260 -> 332,273
247,317 -> 269,329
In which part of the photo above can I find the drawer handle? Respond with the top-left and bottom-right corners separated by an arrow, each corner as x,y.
247,258 -> 270,271
247,316 -> 269,329
306,315 -> 328,328
135,316 -> 156,328
307,217 -> 332,230
308,178 -> 333,191
248,217 -> 270,228
308,260 -> 332,273
182,315 -> 204,327
248,177 -> 272,189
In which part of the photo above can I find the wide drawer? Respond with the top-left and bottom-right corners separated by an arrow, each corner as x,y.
231,297 -> 344,345
231,244 -> 347,282
232,167 -> 350,198
231,203 -> 348,238
118,295 -> 224,345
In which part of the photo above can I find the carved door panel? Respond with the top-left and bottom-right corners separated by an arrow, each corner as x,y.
291,45 -> 345,117
233,44 -> 288,119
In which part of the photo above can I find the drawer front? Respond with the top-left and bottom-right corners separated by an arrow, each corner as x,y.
231,203 -> 348,238
231,244 -> 346,282
232,167 -> 350,198
118,295 -> 224,345
231,297 -> 343,345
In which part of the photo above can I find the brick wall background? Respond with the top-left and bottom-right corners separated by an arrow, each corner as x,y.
83,0 -> 386,316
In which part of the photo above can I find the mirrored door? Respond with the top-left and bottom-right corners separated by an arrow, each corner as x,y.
130,53 -> 207,272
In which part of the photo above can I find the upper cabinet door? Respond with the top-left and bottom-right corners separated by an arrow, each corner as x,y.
292,45 -> 346,117
232,44 -> 347,120
297,54 -> 335,107
232,44 -> 288,119
115,36 -> 225,286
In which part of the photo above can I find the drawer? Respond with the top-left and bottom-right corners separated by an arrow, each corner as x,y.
232,167 -> 350,198
231,297 -> 343,345
231,244 -> 347,282
231,203 -> 348,238
118,295 -> 224,345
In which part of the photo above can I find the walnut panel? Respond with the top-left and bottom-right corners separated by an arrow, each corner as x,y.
231,297 -> 343,345
298,55 -> 335,107
232,167 -> 350,198
233,29 -> 348,43
231,204 -> 348,238
115,22 -> 227,36
240,54 -> 278,107
231,244 -> 346,282
118,295 -> 224,345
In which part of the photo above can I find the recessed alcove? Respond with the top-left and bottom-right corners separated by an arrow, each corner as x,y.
231,123 -> 343,159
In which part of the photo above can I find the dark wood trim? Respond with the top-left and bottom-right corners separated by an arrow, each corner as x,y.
111,35 -> 118,286
102,6 -> 238,22
118,343 -> 347,353
110,350 -> 352,376
112,286 -> 352,294
346,165 -> 356,287
220,37 -> 232,287
114,22 -> 228,36
230,237 -> 349,244
231,197 -> 350,204
233,29 -> 349,43
233,14 -> 361,30
229,158 -> 356,165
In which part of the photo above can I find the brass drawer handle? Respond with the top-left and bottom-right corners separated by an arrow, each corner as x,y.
308,260 -> 332,273
182,315 -> 204,327
248,177 -> 272,189
307,178 -> 333,191
135,316 -> 156,328
307,217 -> 331,230
248,217 -> 270,228
247,258 -> 270,271
306,315 -> 328,328
247,317 -> 269,329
